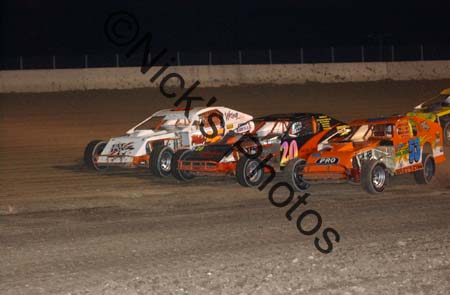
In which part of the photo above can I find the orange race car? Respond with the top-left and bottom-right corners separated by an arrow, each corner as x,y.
290,114 -> 446,194
171,113 -> 345,190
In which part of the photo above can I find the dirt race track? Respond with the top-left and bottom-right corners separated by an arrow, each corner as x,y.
1,80 -> 450,295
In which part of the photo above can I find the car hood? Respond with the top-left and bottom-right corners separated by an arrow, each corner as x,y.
309,140 -> 381,164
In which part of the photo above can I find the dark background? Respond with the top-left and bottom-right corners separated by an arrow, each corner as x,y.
1,0 -> 449,66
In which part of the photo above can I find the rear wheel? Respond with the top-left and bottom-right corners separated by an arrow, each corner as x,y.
171,149 -> 196,181
84,140 -> 108,171
361,160 -> 388,194
443,121 -> 450,146
283,158 -> 310,191
414,153 -> 435,184
150,145 -> 174,177
236,157 -> 264,187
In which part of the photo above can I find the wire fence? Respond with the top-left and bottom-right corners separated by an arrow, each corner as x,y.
1,43 -> 449,70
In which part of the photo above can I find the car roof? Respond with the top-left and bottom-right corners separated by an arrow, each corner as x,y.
152,106 -> 232,120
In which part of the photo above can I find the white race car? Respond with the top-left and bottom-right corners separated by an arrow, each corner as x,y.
84,107 -> 253,177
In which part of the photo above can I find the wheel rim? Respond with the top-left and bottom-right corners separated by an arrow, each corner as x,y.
293,161 -> 309,190
372,165 -> 386,189
160,151 -> 173,172
246,160 -> 262,183
424,158 -> 435,181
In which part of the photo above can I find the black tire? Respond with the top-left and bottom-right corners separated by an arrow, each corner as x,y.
283,158 -> 310,191
361,160 -> 388,194
150,145 -> 174,177
171,149 -> 196,181
84,140 -> 108,171
414,153 -> 435,184
236,157 -> 265,187
443,121 -> 450,146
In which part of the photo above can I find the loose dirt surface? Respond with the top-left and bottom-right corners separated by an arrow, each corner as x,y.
1,80 -> 450,295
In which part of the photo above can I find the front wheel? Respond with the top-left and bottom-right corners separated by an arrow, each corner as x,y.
150,145 -> 174,177
414,153 -> 435,184
361,160 -> 388,194
283,158 -> 310,191
236,157 -> 265,187
84,140 -> 109,171
171,149 -> 196,181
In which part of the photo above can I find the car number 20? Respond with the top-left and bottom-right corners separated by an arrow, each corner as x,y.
280,141 -> 298,165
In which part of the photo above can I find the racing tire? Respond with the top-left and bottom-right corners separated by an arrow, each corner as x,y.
361,160 -> 389,194
443,121 -> 450,146
283,158 -> 310,192
84,140 -> 109,171
236,157 -> 265,187
171,149 -> 196,181
414,153 -> 435,184
150,145 -> 174,177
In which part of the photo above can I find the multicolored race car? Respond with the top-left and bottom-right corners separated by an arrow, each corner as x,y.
172,113 -> 344,190
413,88 -> 450,145
84,107 -> 253,176
293,114 -> 446,194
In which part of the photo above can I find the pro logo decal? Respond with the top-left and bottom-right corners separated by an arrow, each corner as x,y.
316,157 -> 339,165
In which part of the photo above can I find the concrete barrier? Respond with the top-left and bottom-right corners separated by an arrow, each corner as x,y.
1,61 -> 450,93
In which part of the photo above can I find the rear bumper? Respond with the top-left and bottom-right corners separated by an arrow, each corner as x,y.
178,160 -> 236,174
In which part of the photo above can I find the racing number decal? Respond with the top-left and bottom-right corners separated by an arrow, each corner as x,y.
280,141 -> 298,165
408,138 -> 421,164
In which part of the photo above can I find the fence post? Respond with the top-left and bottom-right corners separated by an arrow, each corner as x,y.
331,46 -> 335,63
361,46 -> 365,62
52,55 -> 56,69
420,44 -> 424,61
300,48 -> 304,64
209,51 -> 212,65
19,56 -> 23,70
268,49 -> 272,64
84,55 -> 88,68
115,54 -> 119,67
177,51 -> 181,66
238,50 -> 242,65
391,45 -> 395,62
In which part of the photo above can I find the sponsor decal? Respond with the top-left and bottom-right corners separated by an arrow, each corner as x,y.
224,111 -> 240,121
237,122 -> 251,133
109,142 -> 135,156
336,125 -> 351,135
316,157 -> 339,165
290,122 -> 303,135
420,121 -> 430,131
192,134 -> 206,145
316,116 -> 331,129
